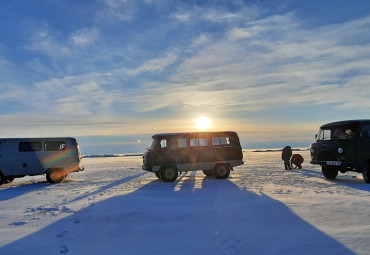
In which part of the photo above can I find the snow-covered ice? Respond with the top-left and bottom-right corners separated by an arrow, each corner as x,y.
0,150 -> 369,254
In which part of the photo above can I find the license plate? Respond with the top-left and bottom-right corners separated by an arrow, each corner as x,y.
326,161 -> 341,166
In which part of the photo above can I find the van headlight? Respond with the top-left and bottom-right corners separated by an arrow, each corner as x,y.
338,148 -> 344,154
311,148 -> 316,154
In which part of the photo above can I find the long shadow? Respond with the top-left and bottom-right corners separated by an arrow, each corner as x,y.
0,181 -> 49,202
0,174 -> 356,255
68,173 -> 147,203
0,173 -> 147,203
295,168 -> 370,192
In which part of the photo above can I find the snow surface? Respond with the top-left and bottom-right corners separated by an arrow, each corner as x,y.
0,150 -> 369,255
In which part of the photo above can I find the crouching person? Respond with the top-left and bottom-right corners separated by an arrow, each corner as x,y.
291,154 -> 304,169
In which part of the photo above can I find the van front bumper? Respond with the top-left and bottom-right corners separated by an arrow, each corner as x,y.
310,160 -> 353,168
142,165 -> 152,172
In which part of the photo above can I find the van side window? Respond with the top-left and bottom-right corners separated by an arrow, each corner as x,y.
199,138 -> 208,146
160,138 -> 175,149
360,125 -> 370,138
45,141 -> 66,151
212,137 -> 230,146
19,142 -> 42,152
190,138 -> 198,147
190,138 -> 208,147
160,139 -> 167,148
178,138 -> 187,148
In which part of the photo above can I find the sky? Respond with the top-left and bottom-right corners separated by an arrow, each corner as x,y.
1,0 -> 370,154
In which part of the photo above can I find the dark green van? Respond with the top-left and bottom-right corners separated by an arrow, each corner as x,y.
142,131 -> 244,182
310,120 -> 370,183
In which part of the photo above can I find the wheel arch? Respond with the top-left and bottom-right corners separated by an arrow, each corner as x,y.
214,162 -> 232,171
159,164 -> 178,172
45,167 -> 66,184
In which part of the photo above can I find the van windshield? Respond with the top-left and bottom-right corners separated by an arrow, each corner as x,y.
147,139 -> 157,151
317,127 -> 355,141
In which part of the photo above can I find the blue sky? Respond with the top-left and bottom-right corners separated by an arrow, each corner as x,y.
1,0 -> 370,154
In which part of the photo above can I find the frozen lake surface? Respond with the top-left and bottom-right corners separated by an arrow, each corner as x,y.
1,150 -> 369,254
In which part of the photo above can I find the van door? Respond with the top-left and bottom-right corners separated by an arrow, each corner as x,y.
153,138 -> 177,167
17,141 -> 45,175
357,124 -> 370,166
188,137 -> 212,164
176,138 -> 192,170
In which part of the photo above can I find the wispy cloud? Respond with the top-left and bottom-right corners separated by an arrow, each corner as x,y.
173,4 -> 261,25
70,28 -> 100,47
125,51 -> 178,76
33,73 -> 123,116
25,25 -> 70,59
95,0 -> 137,22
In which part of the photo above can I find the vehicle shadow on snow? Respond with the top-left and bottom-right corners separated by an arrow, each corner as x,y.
0,173 -> 356,255
0,173 -> 147,202
68,173 -> 147,203
0,181 -> 50,202
296,168 -> 370,192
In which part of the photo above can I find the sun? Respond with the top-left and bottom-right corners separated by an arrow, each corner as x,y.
195,116 -> 211,130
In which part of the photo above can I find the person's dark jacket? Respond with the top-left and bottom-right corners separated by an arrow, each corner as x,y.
282,146 -> 292,161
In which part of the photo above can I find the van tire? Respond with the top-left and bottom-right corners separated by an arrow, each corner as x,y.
155,171 -> 161,179
5,177 -> 14,184
202,169 -> 213,176
46,168 -> 65,184
362,163 -> 370,183
213,165 -> 230,179
160,167 -> 178,182
322,165 -> 338,179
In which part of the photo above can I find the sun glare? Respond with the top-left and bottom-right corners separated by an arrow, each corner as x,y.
195,116 -> 211,130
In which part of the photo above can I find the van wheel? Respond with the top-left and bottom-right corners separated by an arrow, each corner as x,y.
46,168 -> 65,184
362,164 -> 370,183
5,177 -> 14,184
160,167 -> 178,182
202,170 -> 213,176
155,171 -> 161,179
322,165 -> 338,179
213,165 -> 230,179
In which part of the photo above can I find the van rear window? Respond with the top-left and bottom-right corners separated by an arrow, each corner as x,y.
212,137 -> 230,146
45,141 -> 66,151
19,142 -> 42,152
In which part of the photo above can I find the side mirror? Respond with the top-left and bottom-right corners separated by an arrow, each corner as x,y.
315,134 -> 318,140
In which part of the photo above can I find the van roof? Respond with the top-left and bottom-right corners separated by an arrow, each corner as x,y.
152,131 -> 238,139
0,137 -> 76,141
321,119 -> 370,128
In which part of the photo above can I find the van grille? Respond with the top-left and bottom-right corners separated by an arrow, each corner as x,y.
317,151 -> 336,161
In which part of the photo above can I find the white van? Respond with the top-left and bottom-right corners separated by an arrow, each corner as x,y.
0,137 -> 83,186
